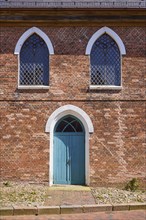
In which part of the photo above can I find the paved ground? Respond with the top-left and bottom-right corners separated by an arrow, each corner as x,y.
44,186 -> 96,206
0,185 -> 96,207
1,184 -> 145,207
1,210 -> 146,220
1,186 -> 145,219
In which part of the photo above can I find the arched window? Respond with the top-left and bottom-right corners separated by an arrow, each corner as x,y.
20,33 -> 49,86
90,33 -> 121,86
86,27 -> 126,89
14,27 -> 54,88
55,115 -> 84,133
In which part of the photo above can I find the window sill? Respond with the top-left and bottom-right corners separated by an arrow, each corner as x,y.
18,86 -> 50,90
89,85 -> 122,90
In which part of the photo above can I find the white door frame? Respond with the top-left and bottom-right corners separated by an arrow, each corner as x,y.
45,105 -> 94,186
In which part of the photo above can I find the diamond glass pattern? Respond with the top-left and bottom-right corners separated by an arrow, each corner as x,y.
90,34 -> 121,86
20,34 -> 49,86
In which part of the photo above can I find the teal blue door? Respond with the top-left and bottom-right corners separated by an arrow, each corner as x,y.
53,116 -> 85,185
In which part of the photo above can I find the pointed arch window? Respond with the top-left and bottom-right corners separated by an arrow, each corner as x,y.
20,33 -> 49,86
90,33 -> 121,86
14,27 -> 54,89
86,27 -> 126,90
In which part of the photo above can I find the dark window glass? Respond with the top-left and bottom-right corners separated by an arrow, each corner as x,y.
20,34 -> 49,86
90,34 -> 121,86
55,116 -> 84,132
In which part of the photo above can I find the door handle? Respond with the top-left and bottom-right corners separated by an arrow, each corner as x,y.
66,159 -> 71,165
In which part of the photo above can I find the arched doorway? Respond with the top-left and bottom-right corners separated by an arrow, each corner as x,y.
45,104 -> 94,186
53,115 -> 85,185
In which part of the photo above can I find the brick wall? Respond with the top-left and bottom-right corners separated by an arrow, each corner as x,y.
0,26 -> 145,187
0,101 -> 145,186
0,26 -> 145,101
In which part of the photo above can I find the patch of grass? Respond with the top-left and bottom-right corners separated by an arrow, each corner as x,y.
125,178 -> 139,192
3,181 -> 11,187
30,191 -> 36,195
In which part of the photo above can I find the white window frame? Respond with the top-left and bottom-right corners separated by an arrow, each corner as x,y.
85,27 -> 126,90
14,27 -> 54,89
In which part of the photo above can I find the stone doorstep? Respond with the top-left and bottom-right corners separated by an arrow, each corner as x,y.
49,186 -> 91,191
0,203 -> 146,216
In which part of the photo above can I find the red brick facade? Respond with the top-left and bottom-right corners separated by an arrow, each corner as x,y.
0,24 -> 145,187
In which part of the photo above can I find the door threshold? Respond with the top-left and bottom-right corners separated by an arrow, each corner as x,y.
49,185 -> 91,191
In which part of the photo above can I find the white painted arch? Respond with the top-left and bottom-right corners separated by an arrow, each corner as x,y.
85,27 -> 126,55
14,27 -> 54,55
45,104 -> 94,186
45,105 -> 94,134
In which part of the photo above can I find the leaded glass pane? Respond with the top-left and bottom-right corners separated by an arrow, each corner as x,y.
55,121 -> 68,132
20,34 -> 49,86
90,34 -> 121,86
55,116 -> 84,132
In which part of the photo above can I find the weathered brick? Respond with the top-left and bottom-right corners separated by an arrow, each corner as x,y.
0,207 -> 13,216
129,203 -> 146,210
61,205 -> 83,214
83,204 -> 112,213
37,206 -> 60,215
0,25 -> 145,187
112,204 -> 130,211
13,207 -> 37,216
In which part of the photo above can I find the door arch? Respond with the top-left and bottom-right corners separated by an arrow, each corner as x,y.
53,115 -> 85,185
45,105 -> 94,186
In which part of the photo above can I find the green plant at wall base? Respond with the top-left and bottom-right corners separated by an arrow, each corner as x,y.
125,178 -> 139,192
3,181 -> 11,187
